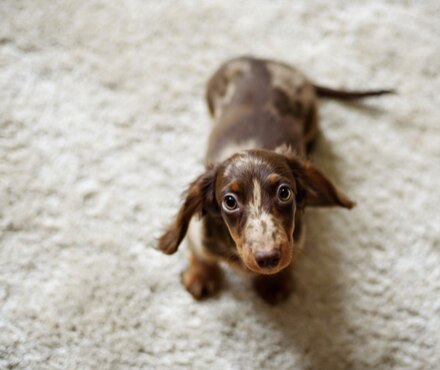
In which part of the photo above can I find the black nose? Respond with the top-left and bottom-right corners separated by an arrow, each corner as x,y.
255,249 -> 281,269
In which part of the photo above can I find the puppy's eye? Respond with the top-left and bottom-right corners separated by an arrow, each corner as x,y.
277,185 -> 292,202
223,194 -> 238,212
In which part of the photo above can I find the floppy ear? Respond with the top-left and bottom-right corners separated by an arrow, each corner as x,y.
157,166 -> 218,255
301,163 -> 355,208
288,158 -> 355,209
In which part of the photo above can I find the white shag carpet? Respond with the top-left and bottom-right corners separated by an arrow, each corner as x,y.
1,1 -> 440,369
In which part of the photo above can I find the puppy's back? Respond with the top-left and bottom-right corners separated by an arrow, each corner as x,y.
205,57 -> 317,165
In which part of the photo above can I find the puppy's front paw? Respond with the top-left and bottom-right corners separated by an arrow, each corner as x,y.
181,261 -> 222,300
253,271 -> 292,305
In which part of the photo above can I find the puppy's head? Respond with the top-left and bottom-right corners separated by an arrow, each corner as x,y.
157,149 -> 354,274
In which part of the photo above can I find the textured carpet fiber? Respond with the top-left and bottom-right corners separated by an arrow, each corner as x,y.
1,1 -> 439,369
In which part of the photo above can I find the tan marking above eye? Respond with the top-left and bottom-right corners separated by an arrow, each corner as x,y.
230,180 -> 240,193
267,174 -> 280,185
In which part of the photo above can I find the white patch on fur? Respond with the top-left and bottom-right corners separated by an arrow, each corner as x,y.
243,178 -> 281,250
187,217 -> 205,258
244,211 -> 280,252
214,82 -> 236,119
212,59 -> 251,117
215,138 -> 259,163
224,152 -> 267,177
224,59 -> 251,80
267,62 -> 306,93
249,179 -> 262,217
274,143 -> 295,157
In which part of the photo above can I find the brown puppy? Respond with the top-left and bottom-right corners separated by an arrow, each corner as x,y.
157,56 -> 393,304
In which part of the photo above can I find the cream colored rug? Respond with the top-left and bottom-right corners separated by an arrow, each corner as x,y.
1,1 -> 439,369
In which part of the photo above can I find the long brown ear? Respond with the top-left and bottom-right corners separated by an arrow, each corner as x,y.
157,166 -> 218,255
289,159 -> 355,209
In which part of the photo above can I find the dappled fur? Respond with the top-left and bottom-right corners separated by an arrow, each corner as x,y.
157,56 -> 390,303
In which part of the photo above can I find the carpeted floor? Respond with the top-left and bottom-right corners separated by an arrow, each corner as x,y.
1,1 -> 439,369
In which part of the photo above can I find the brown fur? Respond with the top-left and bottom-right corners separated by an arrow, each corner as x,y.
157,56 -> 392,304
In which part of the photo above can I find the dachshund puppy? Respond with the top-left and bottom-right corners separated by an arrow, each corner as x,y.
157,56 -> 393,304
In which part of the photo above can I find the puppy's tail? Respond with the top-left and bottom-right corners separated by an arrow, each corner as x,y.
314,84 -> 395,100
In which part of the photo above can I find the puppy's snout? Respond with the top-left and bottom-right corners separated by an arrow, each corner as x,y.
255,249 -> 281,269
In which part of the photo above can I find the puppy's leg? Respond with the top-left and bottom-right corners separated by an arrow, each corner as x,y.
253,265 -> 292,305
181,250 -> 222,300
182,218 -> 222,300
